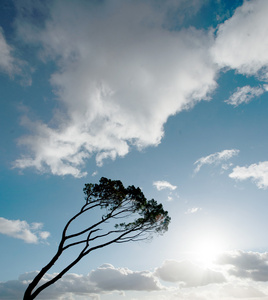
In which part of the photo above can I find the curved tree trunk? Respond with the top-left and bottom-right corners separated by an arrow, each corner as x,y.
23,249 -> 63,299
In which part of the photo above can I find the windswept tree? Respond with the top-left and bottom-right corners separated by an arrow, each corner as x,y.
24,177 -> 171,299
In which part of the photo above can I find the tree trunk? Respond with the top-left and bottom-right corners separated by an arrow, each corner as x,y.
23,249 -> 63,299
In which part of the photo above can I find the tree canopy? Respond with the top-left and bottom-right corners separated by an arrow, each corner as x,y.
24,177 -> 170,299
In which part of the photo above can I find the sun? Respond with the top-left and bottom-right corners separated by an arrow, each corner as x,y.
187,234 -> 227,267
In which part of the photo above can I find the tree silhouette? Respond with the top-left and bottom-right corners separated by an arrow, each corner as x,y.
23,177 -> 171,299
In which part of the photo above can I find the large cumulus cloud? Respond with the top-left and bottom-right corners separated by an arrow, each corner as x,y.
155,259 -> 226,287
3,256 -> 268,299
10,0 -> 268,178
217,250 -> 268,282
0,264 -> 163,300
13,0 -> 217,177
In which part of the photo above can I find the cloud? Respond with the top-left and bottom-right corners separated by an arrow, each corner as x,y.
0,27 -> 18,76
155,259 -> 225,287
185,207 -> 202,214
0,27 -> 31,85
13,0 -> 217,177
0,278 -> 27,300
92,171 -> 98,177
217,250 -> 268,282
0,264 -> 163,299
219,283 -> 267,299
0,217 -> 50,243
153,180 -> 177,191
8,0 -> 268,178
174,283 -> 267,300
4,259 -> 268,299
89,263 -> 163,291
229,161 -> 268,189
225,85 -> 266,106
211,0 -> 268,79
194,149 -> 240,173
0,272 -> 98,300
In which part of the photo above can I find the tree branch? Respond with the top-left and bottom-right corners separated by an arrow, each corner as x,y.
66,207 -> 130,239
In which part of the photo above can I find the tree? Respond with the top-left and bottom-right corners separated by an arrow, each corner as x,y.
23,177 -> 171,299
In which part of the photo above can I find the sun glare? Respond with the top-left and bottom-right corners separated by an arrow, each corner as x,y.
187,235 -> 227,267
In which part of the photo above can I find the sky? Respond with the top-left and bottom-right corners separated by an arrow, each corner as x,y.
1,0 -> 268,299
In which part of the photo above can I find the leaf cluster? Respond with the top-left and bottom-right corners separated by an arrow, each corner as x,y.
83,177 -> 170,235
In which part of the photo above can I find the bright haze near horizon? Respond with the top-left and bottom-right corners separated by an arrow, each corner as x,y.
1,0 -> 268,299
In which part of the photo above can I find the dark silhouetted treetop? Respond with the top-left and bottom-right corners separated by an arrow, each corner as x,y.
23,177 -> 170,300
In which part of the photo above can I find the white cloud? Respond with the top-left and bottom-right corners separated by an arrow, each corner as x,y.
211,0 -> 268,79
0,27 -> 31,85
13,0 -> 217,177
0,264 -> 163,299
185,207 -> 202,214
0,217 -> 50,243
89,263 -> 163,291
167,196 -> 173,201
153,180 -> 177,191
219,283 -> 267,299
221,163 -> 233,171
217,250 -> 268,282
174,283 -> 267,300
263,84 -> 268,91
155,259 -> 225,287
0,27 -> 18,76
39,231 -> 50,240
3,259 -> 268,299
225,85 -> 266,106
194,149 -> 240,173
229,161 -> 268,189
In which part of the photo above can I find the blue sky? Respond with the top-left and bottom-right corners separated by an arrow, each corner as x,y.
1,0 -> 268,299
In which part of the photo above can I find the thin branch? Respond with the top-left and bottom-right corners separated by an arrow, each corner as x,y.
62,203 -> 101,240
87,229 -> 126,242
116,231 -> 147,243
66,207 -> 130,239
62,239 -> 87,250
115,236 -> 148,243
62,229 -> 101,251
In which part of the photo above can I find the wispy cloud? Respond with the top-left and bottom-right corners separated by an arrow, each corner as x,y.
92,171 -> 98,177
229,161 -> 268,189
0,27 -> 18,76
194,149 -> 240,173
0,27 -> 31,85
225,85 -> 266,106
185,207 -> 202,214
0,217 -> 50,243
153,180 -> 177,191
